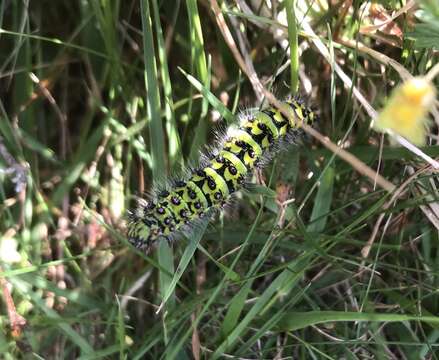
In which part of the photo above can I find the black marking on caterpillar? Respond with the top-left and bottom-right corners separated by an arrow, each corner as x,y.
127,98 -> 317,253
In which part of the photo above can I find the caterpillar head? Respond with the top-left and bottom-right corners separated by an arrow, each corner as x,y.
127,201 -> 164,253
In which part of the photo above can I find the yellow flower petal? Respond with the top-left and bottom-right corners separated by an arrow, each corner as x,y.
374,77 -> 436,146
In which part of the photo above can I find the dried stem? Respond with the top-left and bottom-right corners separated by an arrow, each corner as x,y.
0,266 -> 27,338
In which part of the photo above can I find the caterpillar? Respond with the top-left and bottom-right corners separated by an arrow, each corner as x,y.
127,98 -> 317,253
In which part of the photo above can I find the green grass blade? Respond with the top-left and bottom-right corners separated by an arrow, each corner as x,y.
212,252 -> 315,358
150,0 -> 181,169
157,221 -> 208,312
12,277 -> 94,354
278,311 -> 439,331
140,0 -> 166,179
186,0 -> 208,114
166,203 -> 267,359
51,121 -> 109,206
178,67 -> 234,124
285,0 -> 299,93
307,165 -> 335,233
185,0 -> 210,161
140,0 -> 175,352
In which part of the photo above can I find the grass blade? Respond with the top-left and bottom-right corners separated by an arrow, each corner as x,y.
278,311 -> 439,331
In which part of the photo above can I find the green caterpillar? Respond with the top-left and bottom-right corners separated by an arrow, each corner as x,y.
127,98 -> 316,252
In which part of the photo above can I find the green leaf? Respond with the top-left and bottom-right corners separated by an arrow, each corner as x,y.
406,22 -> 439,49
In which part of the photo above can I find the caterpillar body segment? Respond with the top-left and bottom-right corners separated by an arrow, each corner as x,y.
127,98 -> 316,252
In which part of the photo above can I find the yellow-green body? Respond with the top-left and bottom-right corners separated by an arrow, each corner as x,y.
127,98 -> 316,252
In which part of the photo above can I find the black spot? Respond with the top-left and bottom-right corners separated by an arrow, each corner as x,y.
170,225 -> 176,231
171,196 -> 180,205
225,179 -> 236,193
216,156 -> 224,163
214,192 -> 222,200
194,201 -> 201,209
175,180 -> 186,187
176,189 -> 184,197
229,165 -> 237,175
279,111 -> 288,123
199,212 -> 205,218
196,169 -> 205,177
238,175 -> 245,185
272,120 -> 284,130
263,109 -> 276,118
159,190 -> 170,197
147,202 -> 156,210
180,209 -> 188,218
157,207 -> 165,214
188,189 -> 197,199
257,122 -> 267,131
248,149 -> 255,158
164,217 -> 172,225
207,177 -> 216,190
235,140 -> 246,148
